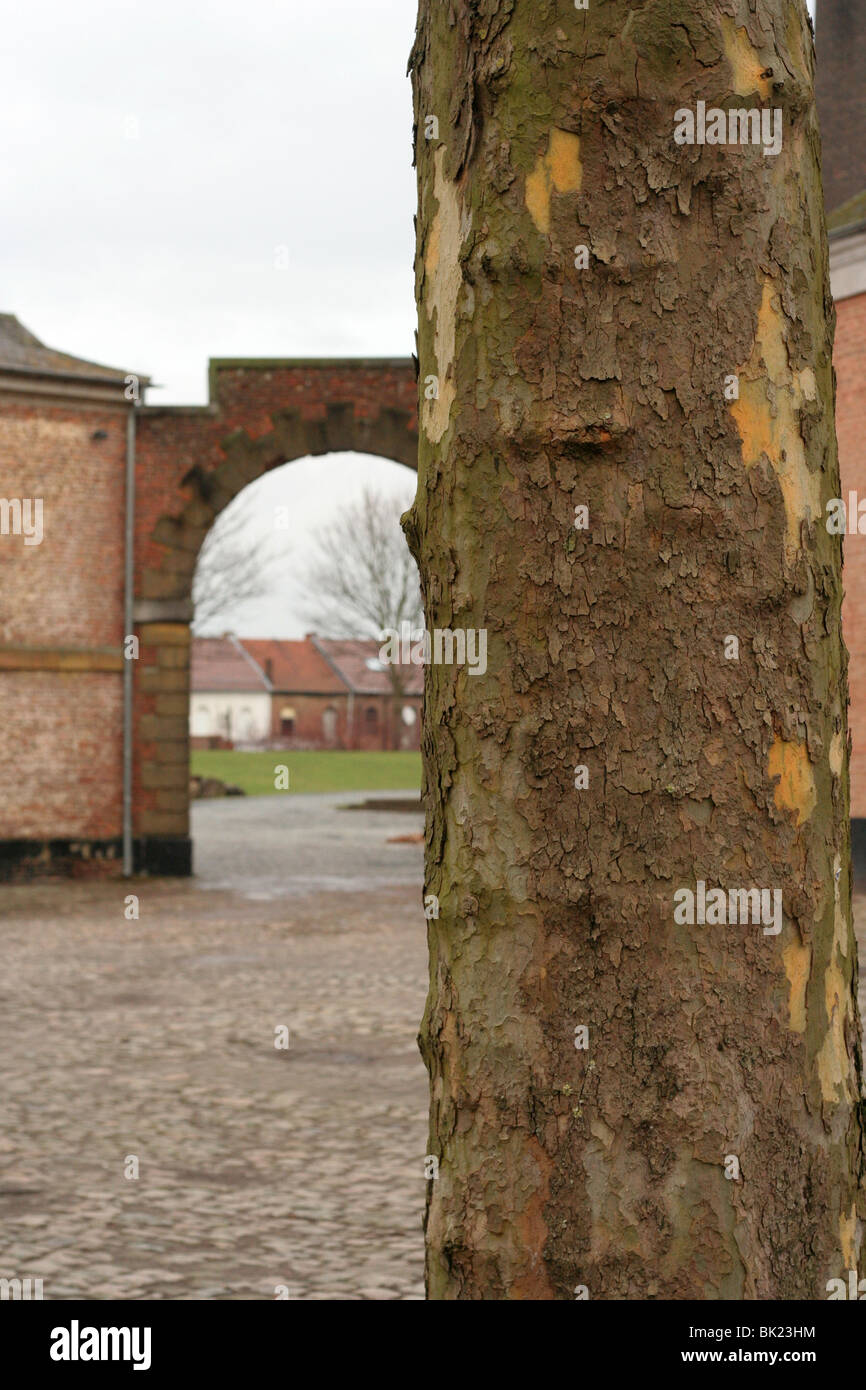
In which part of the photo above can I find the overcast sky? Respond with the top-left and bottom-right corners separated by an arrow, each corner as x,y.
4,0 -> 417,401
2,0 -> 818,636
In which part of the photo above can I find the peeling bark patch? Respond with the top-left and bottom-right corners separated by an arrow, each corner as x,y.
511,1141 -> 556,1299
782,939 -> 810,1033
524,129 -> 582,235
719,16 -> 773,100
839,1206 -> 858,1270
818,857 -> 853,1104
818,952 -> 853,1104
730,283 -> 822,560
423,146 -> 467,444
830,731 -> 845,778
767,735 -> 816,826
833,854 -> 849,964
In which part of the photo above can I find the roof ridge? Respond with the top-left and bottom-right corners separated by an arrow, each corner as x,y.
230,635 -> 273,692
309,635 -> 353,692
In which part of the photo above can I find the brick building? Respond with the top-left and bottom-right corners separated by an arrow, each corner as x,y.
189,634 -> 272,745
191,634 -> 422,751
0,315 -> 146,873
313,637 -> 423,751
0,323 -> 417,876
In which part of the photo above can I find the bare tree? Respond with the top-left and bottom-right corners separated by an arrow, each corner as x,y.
192,490 -> 286,634
296,486 -> 422,639
295,486 -> 423,749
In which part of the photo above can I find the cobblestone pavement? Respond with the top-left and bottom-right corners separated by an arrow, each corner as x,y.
0,793 -> 428,1301
2,792 -> 866,1301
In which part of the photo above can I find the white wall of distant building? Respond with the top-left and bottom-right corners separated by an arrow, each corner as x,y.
191,691 -> 271,742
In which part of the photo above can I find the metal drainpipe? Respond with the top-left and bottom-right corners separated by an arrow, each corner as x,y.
122,402 -> 136,877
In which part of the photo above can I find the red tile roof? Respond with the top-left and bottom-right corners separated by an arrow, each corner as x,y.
239,638 -> 346,694
191,636 -> 269,692
191,635 -> 424,697
314,637 -> 424,695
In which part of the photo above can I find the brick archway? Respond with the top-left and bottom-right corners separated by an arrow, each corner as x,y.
133,358 -> 417,873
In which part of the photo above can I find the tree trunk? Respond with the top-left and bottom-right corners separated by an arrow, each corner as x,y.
387,665 -> 408,751
406,0 -> 865,1300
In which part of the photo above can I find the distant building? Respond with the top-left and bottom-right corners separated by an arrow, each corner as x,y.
189,634 -> 272,746
237,636 -> 347,747
313,636 -> 423,751
190,634 -> 422,751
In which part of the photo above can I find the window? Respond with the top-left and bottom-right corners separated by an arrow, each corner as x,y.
365,706 -> 378,728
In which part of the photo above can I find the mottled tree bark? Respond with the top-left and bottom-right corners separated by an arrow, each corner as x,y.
407,0 -> 865,1299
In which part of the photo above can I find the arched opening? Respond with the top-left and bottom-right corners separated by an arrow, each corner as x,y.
132,356 -> 419,870
183,448 -> 422,884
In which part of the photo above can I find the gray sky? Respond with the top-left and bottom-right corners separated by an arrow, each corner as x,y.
3,0 -> 417,403
2,0 -> 818,636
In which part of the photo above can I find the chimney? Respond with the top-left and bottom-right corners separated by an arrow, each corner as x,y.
815,1 -> 866,215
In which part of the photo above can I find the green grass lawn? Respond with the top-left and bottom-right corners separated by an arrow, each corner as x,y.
191,749 -> 421,797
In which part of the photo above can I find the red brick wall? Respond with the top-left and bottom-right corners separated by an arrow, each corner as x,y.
268,691 -> 422,751
835,292 -> 866,816
0,673 -> 123,839
352,694 -> 423,751
0,402 -> 127,840
0,402 -> 126,647
269,692 -> 347,747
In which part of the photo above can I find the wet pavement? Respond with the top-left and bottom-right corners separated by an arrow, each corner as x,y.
192,790 -> 425,901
